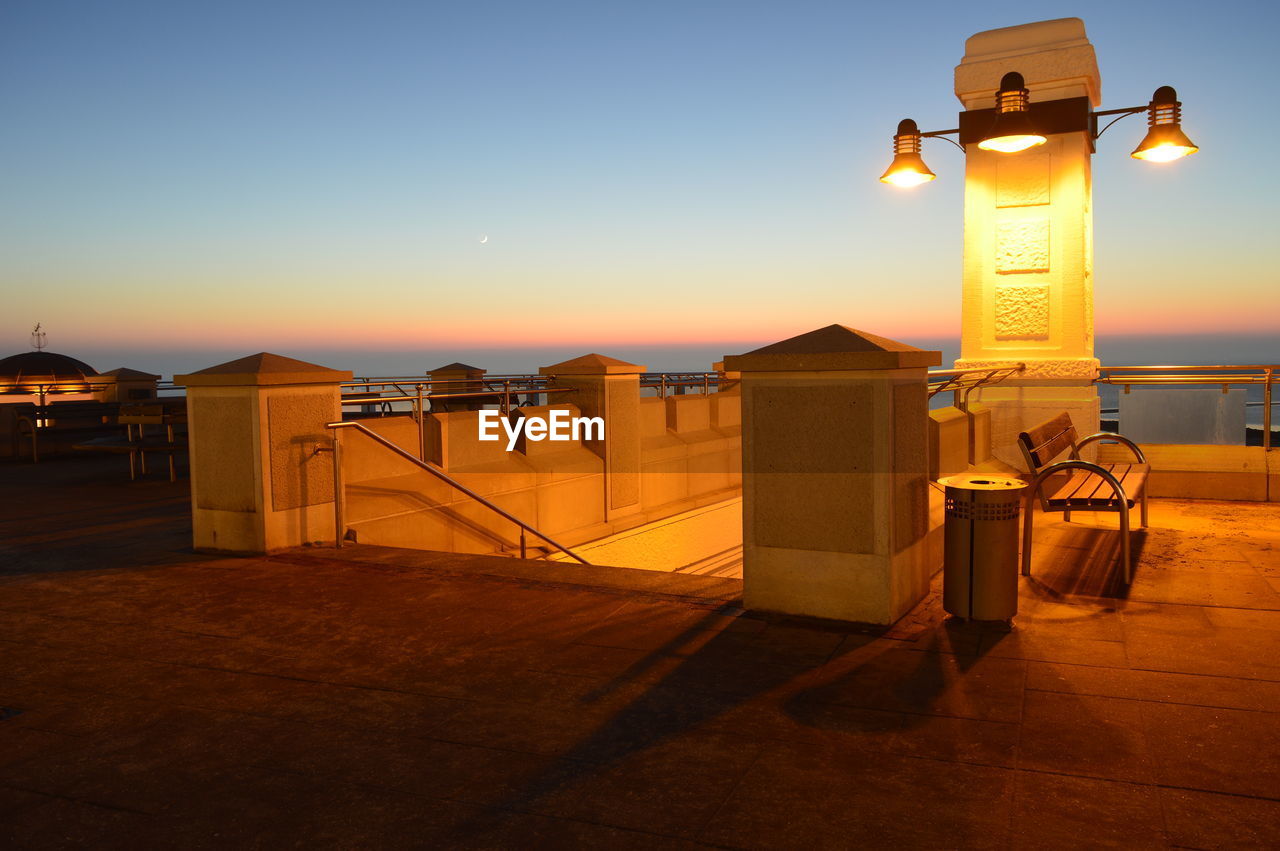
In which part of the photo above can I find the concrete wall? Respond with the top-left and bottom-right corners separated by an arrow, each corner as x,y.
1097,443 -> 1275,503
344,391 -> 741,556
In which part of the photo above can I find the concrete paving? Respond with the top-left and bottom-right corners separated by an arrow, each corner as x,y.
2,456 -> 1278,848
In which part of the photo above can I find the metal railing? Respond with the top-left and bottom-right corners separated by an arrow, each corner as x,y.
338,372 -> 733,459
342,375 -> 560,416
321,420 -> 591,564
1096,365 -> 1277,451
927,363 -> 1026,408
341,372 -> 729,410
641,373 -> 723,398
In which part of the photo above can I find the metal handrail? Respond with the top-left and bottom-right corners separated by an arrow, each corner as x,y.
927,363 -> 1026,409
323,420 -> 591,565
1096,364 -> 1276,451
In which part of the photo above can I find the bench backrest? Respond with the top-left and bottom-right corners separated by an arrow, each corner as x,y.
1017,413 -> 1077,472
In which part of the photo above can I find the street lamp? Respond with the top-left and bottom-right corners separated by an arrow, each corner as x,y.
1127,86 -> 1199,162
977,72 -> 1046,153
878,119 -> 937,187
880,72 -> 1199,186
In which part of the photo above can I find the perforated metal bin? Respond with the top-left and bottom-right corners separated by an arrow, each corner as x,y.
938,474 -> 1027,621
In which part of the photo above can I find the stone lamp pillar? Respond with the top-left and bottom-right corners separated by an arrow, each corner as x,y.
953,18 -> 1102,467
539,354 -> 645,524
176,353 -> 353,554
724,325 -> 941,624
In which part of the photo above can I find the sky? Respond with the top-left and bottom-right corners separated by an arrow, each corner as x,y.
2,0 -> 1278,371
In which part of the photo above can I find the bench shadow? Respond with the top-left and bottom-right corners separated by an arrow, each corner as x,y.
1028,517 -> 1149,600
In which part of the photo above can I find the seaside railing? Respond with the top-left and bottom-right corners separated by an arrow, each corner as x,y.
1096,365 -> 1277,450
338,372 -> 729,463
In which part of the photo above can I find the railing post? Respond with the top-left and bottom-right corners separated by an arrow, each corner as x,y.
1265,368 -> 1273,452
414,383 -> 426,461
332,430 -> 345,548
520,528 -> 526,559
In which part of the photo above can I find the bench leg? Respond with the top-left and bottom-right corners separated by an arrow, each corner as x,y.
1064,507 -> 1071,522
1021,497 -> 1035,577
128,450 -> 137,480
1119,501 -> 1132,584
1140,489 -> 1149,528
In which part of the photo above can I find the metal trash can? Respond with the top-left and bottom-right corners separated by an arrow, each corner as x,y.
938,474 -> 1027,621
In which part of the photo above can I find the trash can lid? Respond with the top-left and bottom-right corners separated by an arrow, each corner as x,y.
937,474 -> 1027,491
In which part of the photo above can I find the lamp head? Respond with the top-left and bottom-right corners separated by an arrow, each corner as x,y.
1131,86 -> 1199,162
977,72 -> 1047,153
879,118 -> 937,187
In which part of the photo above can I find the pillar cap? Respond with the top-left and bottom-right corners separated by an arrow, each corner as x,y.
99,367 -> 161,381
955,17 -> 1101,108
539,353 -> 647,375
428,362 -> 485,375
176,352 -> 353,387
723,325 -> 941,372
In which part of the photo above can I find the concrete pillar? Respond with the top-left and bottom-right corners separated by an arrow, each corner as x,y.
93,368 -> 160,403
539,354 -> 645,523
724,325 -> 941,624
953,18 -> 1102,467
427,362 -> 487,411
176,353 -> 352,553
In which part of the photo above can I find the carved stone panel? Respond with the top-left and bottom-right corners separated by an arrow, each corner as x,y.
995,219 -> 1050,274
996,150 -> 1050,207
994,285 -> 1051,339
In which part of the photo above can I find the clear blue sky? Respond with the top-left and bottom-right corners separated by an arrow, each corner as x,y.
2,0 -> 1277,358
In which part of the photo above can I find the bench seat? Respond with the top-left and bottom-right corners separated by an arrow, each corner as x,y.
1045,463 -> 1148,509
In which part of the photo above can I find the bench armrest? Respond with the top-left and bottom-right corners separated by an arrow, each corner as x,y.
1071,432 -> 1147,465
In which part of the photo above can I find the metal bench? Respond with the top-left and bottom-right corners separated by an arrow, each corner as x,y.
1018,413 -> 1149,582
72,402 -> 188,480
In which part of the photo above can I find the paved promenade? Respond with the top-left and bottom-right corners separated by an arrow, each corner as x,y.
1,457 -> 1278,848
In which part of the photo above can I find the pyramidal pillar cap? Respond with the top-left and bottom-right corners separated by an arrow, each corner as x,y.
175,352 -> 353,387
539,353 -> 647,376
723,325 -> 941,372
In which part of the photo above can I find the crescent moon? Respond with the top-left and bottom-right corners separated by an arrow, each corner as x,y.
478,234 -> 489,244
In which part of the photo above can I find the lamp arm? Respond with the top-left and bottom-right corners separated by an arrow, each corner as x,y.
920,129 -> 965,152
1091,106 -> 1146,140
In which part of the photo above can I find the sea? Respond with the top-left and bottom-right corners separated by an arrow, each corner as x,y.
75,331 -> 1278,428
